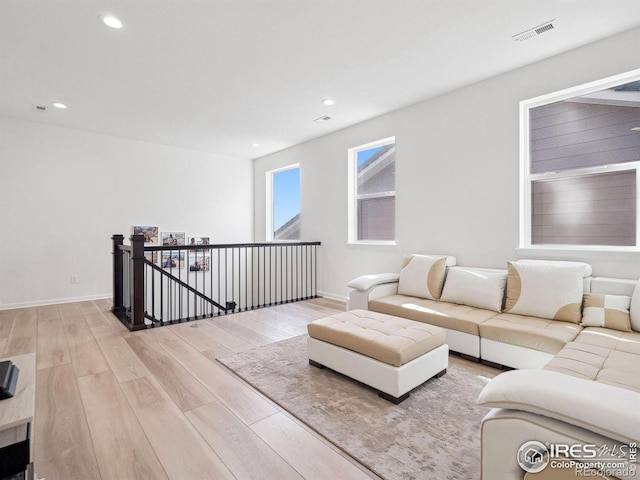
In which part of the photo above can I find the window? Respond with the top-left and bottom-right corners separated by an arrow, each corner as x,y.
348,137 -> 396,243
520,70 -> 640,250
266,164 -> 300,241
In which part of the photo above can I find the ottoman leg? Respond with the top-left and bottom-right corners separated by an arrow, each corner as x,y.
309,359 -> 325,369
378,391 -> 410,404
435,368 -> 447,378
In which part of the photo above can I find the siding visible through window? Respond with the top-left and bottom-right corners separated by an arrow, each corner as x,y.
522,75 -> 640,249
358,196 -> 395,241
531,170 -> 636,246
354,141 -> 396,241
530,102 -> 640,174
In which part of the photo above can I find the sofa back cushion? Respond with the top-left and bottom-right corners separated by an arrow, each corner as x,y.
582,293 -> 632,332
504,261 -> 587,323
440,266 -> 507,312
397,254 -> 455,300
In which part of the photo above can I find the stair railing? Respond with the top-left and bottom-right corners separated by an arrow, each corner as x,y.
112,234 -> 320,330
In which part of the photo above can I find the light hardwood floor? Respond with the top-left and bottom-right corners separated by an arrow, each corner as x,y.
0,298 -> 497,480
0,298 -> 386,480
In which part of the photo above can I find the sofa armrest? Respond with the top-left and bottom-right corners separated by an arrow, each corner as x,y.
481,409 -> 630,480
347,273 -> 399,311
477,369 -> 640,444
347,273 -> 400,292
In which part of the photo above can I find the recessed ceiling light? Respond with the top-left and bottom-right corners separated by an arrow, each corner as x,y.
100,14 -> 123,29
52,102 -> 67,109
251,143 -> 260,147
322,99 -> 335,106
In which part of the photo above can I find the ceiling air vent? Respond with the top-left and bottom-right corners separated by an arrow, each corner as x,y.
313,115 -> 332,123
512,20 -> 556,42
32,104 -> 47,113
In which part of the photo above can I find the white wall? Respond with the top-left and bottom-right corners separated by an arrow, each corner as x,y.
0,118 -> 254,308
254,27 -> 640,301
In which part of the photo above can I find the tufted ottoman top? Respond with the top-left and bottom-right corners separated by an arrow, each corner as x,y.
307,309 -> 446,367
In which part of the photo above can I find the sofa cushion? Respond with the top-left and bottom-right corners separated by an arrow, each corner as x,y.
542,341 -> 607,380
544,342 -> 640,392
582,293 -> 632,332
504,261 -> 585,324
369,294 -> 498,336
478,313 -> 582,354
440,266 -> 507,312
572,327 -> 640,356
397,255 -> 454,300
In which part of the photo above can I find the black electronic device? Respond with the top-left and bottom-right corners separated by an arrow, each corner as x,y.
0,361 -> 19,400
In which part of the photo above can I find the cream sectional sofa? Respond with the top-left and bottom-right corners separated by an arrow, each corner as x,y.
347,255 -> 640,479
348,256 -> 599,369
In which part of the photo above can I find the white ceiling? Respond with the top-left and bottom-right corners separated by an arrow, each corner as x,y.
1,0 -> 639,160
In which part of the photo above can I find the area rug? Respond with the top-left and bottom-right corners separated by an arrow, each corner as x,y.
218,335 -> 497,480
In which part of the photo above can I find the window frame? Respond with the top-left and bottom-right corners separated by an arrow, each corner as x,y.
347,136 -> 396,245
266,163 -> 300,242
519,69 -> 640,254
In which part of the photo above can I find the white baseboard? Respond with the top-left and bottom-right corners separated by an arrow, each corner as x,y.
0,293 -> 112,311
317,290 -> 348,303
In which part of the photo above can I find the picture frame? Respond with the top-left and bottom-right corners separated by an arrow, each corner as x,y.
162,231 -> 186,246
132,225 -> 158,244
188,236 -> 210,246
188,253 -> 210,272
161,251 -> 185,269
144,252 -> 158,263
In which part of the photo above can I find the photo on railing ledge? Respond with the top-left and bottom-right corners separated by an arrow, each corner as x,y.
162,231 -> 185,246
132,225 -> 158,244
189,236 -> 209,246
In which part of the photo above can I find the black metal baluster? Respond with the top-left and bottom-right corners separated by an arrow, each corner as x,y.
210,246 -> 214,316
244,247 -> 248,311
217,248 -> 221,315
286,245 -> 290,303
295,245 -> 299,301
268,246 -> 272,306
150,258 -> 155,322
160,264 -> 164,324
263,246 -> 266,308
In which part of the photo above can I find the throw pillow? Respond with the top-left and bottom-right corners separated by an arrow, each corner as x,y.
582,293 -> 632,332
504,261 -> 584,323
440,267 -> 507,312
397,255 -> 449,300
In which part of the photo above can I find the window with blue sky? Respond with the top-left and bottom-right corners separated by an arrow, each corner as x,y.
272,166 -> 300,240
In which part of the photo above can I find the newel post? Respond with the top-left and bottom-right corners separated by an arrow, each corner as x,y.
130,234 -> 146,329
112,234 -> 125,317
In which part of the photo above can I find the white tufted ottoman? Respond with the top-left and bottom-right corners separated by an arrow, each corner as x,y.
307,309 -> 448,404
